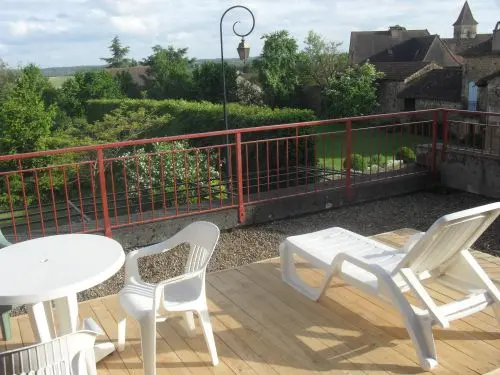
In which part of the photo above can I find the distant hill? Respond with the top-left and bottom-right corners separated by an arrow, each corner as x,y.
42,65 -> 104,77
41,57 -> 258,77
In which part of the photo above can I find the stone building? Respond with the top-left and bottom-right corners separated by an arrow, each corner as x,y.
477,70 -> 500,153
348,1 -> 500,113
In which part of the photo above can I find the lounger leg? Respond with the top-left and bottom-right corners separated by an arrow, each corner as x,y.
280,244 -> 330,301
405,311 -> 438,371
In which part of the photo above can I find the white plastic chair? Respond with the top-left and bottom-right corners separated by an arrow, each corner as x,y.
280,202 -> 500,370
0,330 -> 98,375
117,221 -> 220,375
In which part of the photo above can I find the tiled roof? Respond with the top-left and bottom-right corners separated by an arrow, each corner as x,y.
397,68 -> 462,102
442,34 -> 492,55
371,61 -> 432,81
368,36 -> 436,62
476,69 -> 500,86
349,29 -> 431,64
106,65 -> 150,86
459,37 -> 500,57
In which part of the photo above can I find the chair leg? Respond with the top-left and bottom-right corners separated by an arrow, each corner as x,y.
117,317 -> 127,352
183,311 -> 196,337
198,310 -> 218,366
0,306 -> 12,341
139,316 -> 157,375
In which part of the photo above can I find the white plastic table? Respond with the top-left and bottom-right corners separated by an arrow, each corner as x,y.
0,234 -> 125,361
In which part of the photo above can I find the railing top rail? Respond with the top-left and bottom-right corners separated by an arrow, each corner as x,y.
0,108 -> 497,162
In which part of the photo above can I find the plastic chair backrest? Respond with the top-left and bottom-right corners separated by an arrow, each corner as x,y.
0,230 -> 11,249
181,222 -> 220,274
0,330 -> 97,375
399,202 -> 500,274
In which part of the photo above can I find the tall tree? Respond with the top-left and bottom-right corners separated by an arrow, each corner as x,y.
254,30 -> 300,107
323,62 -> 384,118
0,64 -> 56,154
143,45 -> 194,99
298,31 -> 349,88
0,59 -> 19,103
192,61 -> 237,103
59,70 -> 123,117
101,35 -> 132,68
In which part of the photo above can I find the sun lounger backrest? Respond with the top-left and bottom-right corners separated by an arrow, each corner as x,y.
399,203 -> 500,274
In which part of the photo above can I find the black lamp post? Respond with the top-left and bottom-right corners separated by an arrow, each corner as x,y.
220,5 -> 255,137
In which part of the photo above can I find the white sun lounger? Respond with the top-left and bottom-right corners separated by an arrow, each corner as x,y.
279,203 -> 500,370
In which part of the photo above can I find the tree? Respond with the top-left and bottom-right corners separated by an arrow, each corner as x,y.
192,61 -> 237,103
254,30 -> 300,107
143,45 -> 194,99
298,31 -> 349,88
236,76 -> 264,105
322,62 -> 384,118
0,59 -> 19,103
101,35 -> 132,68
59,70 -> 123,117
115,71 -> 142,98
0,64 -> 56,155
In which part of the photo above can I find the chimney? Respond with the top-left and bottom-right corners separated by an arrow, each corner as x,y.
389,25 -> 406,39
493,21 -> 500,52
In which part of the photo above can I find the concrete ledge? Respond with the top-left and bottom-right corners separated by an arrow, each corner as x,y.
112,173 -> 434,249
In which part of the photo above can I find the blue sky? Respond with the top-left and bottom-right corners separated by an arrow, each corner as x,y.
1,0 -> 499,68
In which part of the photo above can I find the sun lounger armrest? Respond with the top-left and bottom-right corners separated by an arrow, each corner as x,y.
331,253 -> 392,280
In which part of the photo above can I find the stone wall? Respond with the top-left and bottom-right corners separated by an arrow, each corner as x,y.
477,76 -> 500,154
416,144 -> 500,198
415,99 -> 462,110
462,56 -> 500,102
377,81 -> 405,113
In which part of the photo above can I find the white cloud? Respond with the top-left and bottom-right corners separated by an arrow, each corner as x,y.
110,15 -> 159,36
88,8 -> 107,19
7,19 -> 69,37
0,0 -> 498,67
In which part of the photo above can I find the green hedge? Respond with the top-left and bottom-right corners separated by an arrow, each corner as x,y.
86,99 -> 319,191
86,99 -> 315,136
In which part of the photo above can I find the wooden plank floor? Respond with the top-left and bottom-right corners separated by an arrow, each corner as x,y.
3,228 -> 500,374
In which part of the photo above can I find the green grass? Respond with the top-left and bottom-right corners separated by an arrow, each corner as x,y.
314,123 -> 431,170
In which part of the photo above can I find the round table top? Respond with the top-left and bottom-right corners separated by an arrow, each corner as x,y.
0,234 -> 125,305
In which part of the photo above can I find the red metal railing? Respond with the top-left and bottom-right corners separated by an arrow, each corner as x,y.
0,108 -> 497,242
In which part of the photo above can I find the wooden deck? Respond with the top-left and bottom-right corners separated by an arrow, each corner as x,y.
3,228 -> 500,374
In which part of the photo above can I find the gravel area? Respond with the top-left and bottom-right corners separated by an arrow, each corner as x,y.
10,189 -> 500,316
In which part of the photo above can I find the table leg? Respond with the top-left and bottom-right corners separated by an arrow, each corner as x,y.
54,294 -> 79,335
55,294 -> 116,362
27,302 -> 54,342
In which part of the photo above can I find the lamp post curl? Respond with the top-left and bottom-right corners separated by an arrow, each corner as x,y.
220,5 -> 255,133
219,5 -> 255,180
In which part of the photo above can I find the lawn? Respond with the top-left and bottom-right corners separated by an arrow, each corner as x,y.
314,123 -> 432,170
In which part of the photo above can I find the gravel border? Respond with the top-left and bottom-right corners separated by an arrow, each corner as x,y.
9,189 -> 499,316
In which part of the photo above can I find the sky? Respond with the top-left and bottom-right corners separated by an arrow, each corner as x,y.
0,0 -> 499,69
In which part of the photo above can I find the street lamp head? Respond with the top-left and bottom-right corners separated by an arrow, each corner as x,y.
237,38 -> 250,61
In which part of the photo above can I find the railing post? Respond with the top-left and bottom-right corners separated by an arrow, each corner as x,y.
431,110 -> 438,173
345,120 -> 352,200
235,133 -> 245,223
97,148 -> 112,237
441,109 -> 449,162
